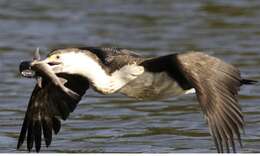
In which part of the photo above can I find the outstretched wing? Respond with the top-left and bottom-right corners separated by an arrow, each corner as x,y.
17,74 -> 89,152
176,52 -> 244,153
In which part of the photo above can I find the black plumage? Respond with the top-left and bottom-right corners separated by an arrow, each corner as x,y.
17,74 -> 89,152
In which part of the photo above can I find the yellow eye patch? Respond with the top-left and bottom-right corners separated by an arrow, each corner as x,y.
47,55 -> 58,61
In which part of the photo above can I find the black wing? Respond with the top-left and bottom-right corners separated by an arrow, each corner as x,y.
176,52 -> 251,153
17,74 -> 89,152
140,53 -> 193,90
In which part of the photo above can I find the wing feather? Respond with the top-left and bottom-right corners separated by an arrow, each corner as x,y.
17,74 -> 89,152
177,52 -> 244,153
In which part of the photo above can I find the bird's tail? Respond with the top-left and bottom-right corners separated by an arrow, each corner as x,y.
241,79 -> 258,85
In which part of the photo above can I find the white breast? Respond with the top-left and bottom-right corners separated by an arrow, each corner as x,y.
185,88 -> 196,94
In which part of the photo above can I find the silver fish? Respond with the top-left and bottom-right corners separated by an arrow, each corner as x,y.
19,48 -> 80,100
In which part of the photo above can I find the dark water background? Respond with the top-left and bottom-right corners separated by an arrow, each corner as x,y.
0,0 -> 259,153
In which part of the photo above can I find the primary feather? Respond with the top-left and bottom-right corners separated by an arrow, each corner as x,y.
17,74 -> 89,152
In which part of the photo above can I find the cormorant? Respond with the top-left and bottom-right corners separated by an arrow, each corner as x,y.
17,47 -> 257,153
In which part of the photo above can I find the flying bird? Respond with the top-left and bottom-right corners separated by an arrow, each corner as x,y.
17,47 -> 257,153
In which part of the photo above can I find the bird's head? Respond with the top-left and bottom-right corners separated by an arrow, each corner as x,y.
42,48 -> 104,77
20,48 -> 109,89
38,48 -> 105,78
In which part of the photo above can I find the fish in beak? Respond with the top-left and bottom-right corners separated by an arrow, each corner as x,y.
19,48 -> 80,100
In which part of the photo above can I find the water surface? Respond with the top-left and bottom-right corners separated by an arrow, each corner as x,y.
0,0 -> 259,153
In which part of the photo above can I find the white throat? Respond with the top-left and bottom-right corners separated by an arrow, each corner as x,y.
60,52 -> 144,94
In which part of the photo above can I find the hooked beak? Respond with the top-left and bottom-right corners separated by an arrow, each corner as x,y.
47,61 -> 62,66
40,58 -> 64,74
45,60 -> 63,73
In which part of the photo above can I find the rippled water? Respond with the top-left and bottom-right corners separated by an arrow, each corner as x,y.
0,0 -> 259,153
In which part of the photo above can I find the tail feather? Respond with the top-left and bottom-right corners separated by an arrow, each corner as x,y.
241,79 -> 258,85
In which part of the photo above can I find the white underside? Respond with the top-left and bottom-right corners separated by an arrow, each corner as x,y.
184,88 -> 196,94
108,64 -> 145,93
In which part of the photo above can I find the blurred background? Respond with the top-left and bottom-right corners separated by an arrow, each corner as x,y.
0,0 -> 259,153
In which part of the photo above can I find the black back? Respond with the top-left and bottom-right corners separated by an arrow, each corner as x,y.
141,54 -> 192,90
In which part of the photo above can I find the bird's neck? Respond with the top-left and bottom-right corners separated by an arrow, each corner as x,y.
63,53 -> 144,94
69,54 -> 136,94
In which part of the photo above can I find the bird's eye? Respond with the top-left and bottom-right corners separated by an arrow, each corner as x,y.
56,55 -> 60,59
